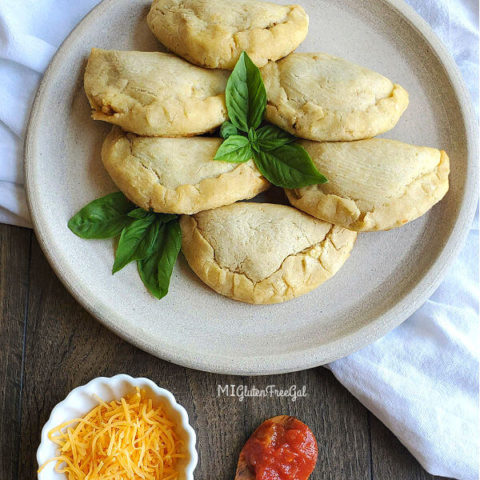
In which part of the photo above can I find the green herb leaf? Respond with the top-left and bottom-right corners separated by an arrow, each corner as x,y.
156,221 -> 182,298
256,124 -> 296,151
112,213 -> 157,273
226,51 -> 267,132
138,220 -> 182,300
68,192 -> 134,239
128,208 -> 150,219
214,135 -> 252,163
247,128 -> 259,153
136,217 -> 162,260
135,213 -> 177,258
129,209 -> 177,223
220,121 -> 239,139
157,213 -> 179,224
253,143 -> 328,189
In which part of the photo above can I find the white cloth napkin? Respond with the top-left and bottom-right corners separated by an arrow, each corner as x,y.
329,213 -> 479,479
0,1 -> 478,478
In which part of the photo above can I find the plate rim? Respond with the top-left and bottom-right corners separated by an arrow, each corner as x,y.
24,0 -> 479,375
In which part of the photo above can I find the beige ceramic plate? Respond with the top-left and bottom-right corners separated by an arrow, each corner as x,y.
25,0 -> 477,375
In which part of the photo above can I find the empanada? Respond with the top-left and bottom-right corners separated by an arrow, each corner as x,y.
180,203 -> 357,304
102,127 -> 269,214
147,0 -> 309,69
84,49 -> 229,136
286,139 -> 450,231
261,53 -> 409,141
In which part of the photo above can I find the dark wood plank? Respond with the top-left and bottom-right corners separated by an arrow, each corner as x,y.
370,413 -> 453,480
0,224 -> 31,480
183,371 -> 245,477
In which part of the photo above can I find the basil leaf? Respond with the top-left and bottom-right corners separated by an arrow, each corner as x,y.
129,209 -> 177,223
226,51 -> 267,132
256,124 -> 295,151
253,143 -> 328,189
68,192 -> 134,239
112,213 -> 157,273
247,128 -> 259,153
128,208 -> 150,219
137,226 -> 166,299
220,121 -> 239,139
136,217 -> 162,260
156,213 -> 179,224
214,135 -> 252,163
138,220 -> 182,300
156,221 -> 182,298
136,213 -> 177,257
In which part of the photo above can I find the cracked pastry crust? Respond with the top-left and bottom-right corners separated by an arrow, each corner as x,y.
146,0 -> 309,69
286,139 -> 450,232
102,127 -> 270,214
180,203 -> 357,304
261,53 -> 409,141
84,49 -> 229,136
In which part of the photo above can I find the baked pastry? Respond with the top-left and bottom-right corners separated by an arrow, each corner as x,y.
261,53 -> 409,141
180,203 -> 357,304
102,127 -> 269,214
286,139 -> 450,231
147,0 -> 309,69
84,49 -> 229,136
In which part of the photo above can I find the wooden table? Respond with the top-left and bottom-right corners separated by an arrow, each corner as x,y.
1,223 -> 450,480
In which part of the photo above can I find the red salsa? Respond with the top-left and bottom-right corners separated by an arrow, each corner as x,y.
242,416 -> 318,480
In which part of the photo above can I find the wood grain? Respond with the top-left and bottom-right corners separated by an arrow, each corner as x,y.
0,227 -> 452,479
0,225 -> 31,480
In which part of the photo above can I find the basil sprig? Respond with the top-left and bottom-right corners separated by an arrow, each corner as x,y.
215,52 -> 327,188
68,192 -> 181,300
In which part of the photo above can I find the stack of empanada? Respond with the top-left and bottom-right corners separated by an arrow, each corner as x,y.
83,0 -> 449,304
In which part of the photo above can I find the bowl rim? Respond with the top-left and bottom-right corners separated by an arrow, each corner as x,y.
36,374 -> 198,480
24,0 -> 479,375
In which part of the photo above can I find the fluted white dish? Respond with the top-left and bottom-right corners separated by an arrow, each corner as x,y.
36,374 -> 198,480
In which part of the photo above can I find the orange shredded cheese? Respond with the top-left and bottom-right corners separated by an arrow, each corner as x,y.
38,388 -> 185,480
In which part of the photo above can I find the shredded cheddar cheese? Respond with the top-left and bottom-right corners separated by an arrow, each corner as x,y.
38,388 -> 185,480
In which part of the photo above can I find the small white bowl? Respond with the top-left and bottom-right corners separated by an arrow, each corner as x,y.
36,374 -> 198,480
